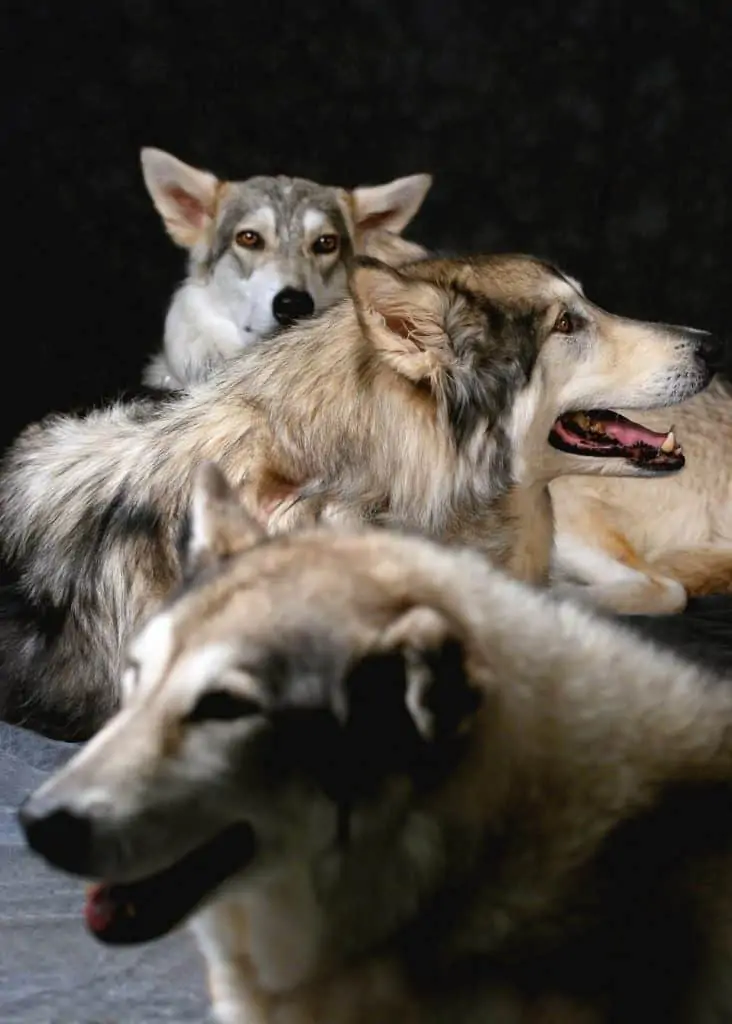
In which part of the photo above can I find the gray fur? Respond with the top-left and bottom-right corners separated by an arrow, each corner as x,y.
205,177 -> 354,273
139,148 -> 433,390
19,517 -> 732,1021
0,254 -> 715,739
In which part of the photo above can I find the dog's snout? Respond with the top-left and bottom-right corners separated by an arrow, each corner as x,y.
272,287 -> 315,328
695,332 -> 725,373
19,798 -> 94,875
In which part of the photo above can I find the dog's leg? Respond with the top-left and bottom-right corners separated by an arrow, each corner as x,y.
206,948 -> 420,1024
649,546 -> 732,598
551,493 -> 688,615
203,941 -> 272,1024
207,966 -> 270,1024
142,351 -> 184,392
552,533 -> 687,615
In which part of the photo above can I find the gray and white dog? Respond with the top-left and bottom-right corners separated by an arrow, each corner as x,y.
140,148 -> 432,390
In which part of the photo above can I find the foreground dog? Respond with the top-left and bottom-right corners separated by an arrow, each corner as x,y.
0,253 -> 717,739
140,147 -> 432,390
20,464 -> 732,1023
550,375 -> 732,613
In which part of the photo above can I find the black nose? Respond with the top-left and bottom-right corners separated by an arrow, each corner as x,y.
19,799 -> 93,875
272,287 -> 315,328
696,332 -> 725,373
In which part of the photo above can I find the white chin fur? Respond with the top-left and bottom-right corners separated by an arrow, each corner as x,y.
159,279 -> 268,388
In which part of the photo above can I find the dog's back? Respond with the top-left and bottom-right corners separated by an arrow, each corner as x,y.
0,252 -> 719,741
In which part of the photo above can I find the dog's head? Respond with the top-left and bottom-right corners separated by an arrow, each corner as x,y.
140,147 -> 431,341
349,254 -> 722,482
19,464 -> 481,947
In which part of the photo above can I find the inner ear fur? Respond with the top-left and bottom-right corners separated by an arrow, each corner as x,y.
378,606 -> 481,741
350,173 -> 433,235
350,261 -> 452,381
182,461 -> 265,577
358,229 -> 430,266
140,147 -> 221,248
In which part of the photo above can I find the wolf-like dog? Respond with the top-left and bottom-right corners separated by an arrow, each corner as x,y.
140,147 -> 432,390
0,253 -> 719,739
20,464 -> 732,1023
550,375 -> 732,614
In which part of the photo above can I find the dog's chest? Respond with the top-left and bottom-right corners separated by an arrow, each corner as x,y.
166,282 -> 249,366
193,866 -> 326,994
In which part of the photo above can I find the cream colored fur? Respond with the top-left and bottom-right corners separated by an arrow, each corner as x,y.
551,377 -> 732,613
140,147 -> 433,390
22,466 -> 732,1023
0,253 -> 714,739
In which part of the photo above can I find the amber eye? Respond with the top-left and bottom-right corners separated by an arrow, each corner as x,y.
312,233 -> 340,255
235,229 -> 264,249
554,310 -> 576,334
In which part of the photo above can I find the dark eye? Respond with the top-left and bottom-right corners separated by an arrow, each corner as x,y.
554,310 -> 578,335
235,230 -> 264,250
312,233 -> 339,255
186,689 -> 262,724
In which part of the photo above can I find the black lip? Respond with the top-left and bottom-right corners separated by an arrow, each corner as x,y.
85,822 -> 256,946
547,428 -> 686,473
547,409 -> 685,474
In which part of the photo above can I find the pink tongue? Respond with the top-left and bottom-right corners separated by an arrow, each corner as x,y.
602,420 -> 668,448
84,884 -> 117,934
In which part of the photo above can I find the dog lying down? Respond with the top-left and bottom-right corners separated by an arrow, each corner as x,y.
0,251 -> 718,742
20,464 -> 732,1024
551,375 -> 732,615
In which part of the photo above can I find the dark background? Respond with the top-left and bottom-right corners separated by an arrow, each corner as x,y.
4,0 -> 731,447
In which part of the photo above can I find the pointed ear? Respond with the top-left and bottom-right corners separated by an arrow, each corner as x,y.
359,229 -> 430,266
140,147 -> 220,248
351,261 -> 449,381
332,607 -> 479,804
378,606 -> 480,742
181,461 -> 265,576
351,173 -> 432,235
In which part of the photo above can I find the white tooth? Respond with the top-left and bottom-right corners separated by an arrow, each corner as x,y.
660,430 -> 676,453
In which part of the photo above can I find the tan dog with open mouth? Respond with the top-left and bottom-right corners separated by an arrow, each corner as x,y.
20,463 -> 732,1024
550,375 -> 732,613
0,252 -> 717,739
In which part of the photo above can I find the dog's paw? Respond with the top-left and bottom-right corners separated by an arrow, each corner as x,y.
143,354 -> 182,392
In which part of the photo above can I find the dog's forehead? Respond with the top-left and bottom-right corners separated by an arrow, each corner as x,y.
127,534 -> 435,706
134,584 -> 363,710
220,176 -> 347,236
165,539 -> 397,654
474,257 -> 582,305
413,255 -> 582,308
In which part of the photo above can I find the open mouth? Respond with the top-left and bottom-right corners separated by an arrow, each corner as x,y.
84,823 -> 255,945
548,410 -> 684,472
